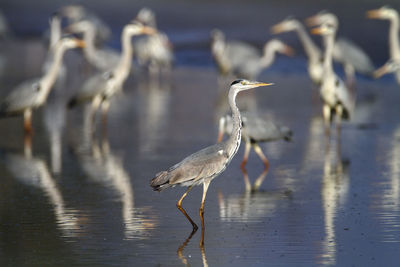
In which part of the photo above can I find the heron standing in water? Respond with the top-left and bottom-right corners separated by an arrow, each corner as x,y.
309,17 -> 355,137
218,112 -> 292,170
150,79 -> 273,245
0,37 -> 85,134
67,21 -> 157,129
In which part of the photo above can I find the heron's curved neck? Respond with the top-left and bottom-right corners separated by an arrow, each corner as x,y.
260,44 -> 278,68
294,23 -> 322,62
323,33 -> 335,76
226,88 -> 242,158
49,18 -> 61,50
42,45 -> 67,95
115,29 -> 134,81
389,15 -> 400,60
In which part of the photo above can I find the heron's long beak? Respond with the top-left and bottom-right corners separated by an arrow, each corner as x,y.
373,64 -> 389,79
366,9 -> 382,19
311,27 -> 324,35
271,23 -> 284,34
75,39 -> 86,48
141,26 -> 158,35
305,15 -> 320,27
251,82 -> 274,88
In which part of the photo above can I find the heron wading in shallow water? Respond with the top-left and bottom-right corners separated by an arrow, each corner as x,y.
218,112 -> 292,170
150,79 -> 273,244
308,14 -> 355,137
0,37 -> 85,134
67,21 -> 157,129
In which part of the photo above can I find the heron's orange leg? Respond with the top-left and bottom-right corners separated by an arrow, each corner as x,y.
101,100 -> 110,138
240,141 -> 251,170
23,109 -> 33,135
322,104 -> 331,137
252,168 -> 269,191
177,186 -> 198,230
199,180 -> 210,246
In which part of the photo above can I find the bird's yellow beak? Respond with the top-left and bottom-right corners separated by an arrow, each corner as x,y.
141,26 -> 158,35
75,39 -> 86,48
366,9 -> 382,19
311,27 -> 324,35
217,130 -> 224,143
373,65 -> 388,79
253,82 -> 274,87
271,23 -> 284,34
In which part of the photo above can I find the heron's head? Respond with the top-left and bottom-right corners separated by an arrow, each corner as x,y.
49,12 -> 61,25
211,29 -> 225,42
59,36 -> 86,49
65,20 -> 94,34
271,17 -> 299,34
59,5 -> 85,20
306,11 -> 338,28
373,59 -> 400,78
230,79 -> 274,93
124,21 -> 158,36
367,6 -> 398,20
264,39 -> 294,57
136,7 -> 157,27
310,22 -> 336,37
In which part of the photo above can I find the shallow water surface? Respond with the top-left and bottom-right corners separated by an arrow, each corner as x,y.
1,1 -> 400,266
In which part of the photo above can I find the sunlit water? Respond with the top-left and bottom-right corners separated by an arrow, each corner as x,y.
1,1 -> 400,266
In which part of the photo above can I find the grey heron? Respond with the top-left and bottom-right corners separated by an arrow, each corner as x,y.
311,20 -> 355,136
59,4 -> 111,44
65,20 -> 120,71
211,29 -> 293,80
0,37 -> 85,134
150,79 -> 273,243
367,6 -> 400,84
134,7 -> 174,74
217,112 -> 292,170
67,21 -> 157,128
306,11 -> 375,85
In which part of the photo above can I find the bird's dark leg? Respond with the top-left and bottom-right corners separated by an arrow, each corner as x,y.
177,186 -> 198,230
322,104 -> 331,137
199,180 -> 210,247
252,143 -> 269,171
23,109 -> 33,135
240,141 -> 251,170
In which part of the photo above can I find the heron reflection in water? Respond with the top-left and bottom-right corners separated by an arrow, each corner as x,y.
150,80 -> 273,247
218,168 -> 292,223
319,140 -> 349,265
72,133 -> 157,239
1,141 -> 82,238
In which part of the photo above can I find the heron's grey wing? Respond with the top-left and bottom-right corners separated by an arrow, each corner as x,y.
334,38 -> 375,75
164,143 -> 229,186
242,114 -> 282,141
227,41 -> 260,66
94,48 -> 120,70
1,79 -> 41,114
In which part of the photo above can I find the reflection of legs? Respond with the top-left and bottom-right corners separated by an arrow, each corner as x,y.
177,227 -> 197,266
322,104 -> 331,137
200,180 -> 210,246
252,143 -> 269,171
335,105 -> 343,138
177,186 -> 198,230
252,168 -> 269,191
240,141 -> 251,170
101,99 -> 110,137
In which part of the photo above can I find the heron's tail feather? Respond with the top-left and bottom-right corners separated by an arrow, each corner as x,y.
150,170 -> 172,191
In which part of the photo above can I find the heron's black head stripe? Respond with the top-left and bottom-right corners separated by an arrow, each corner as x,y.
231,79 -> 244,86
